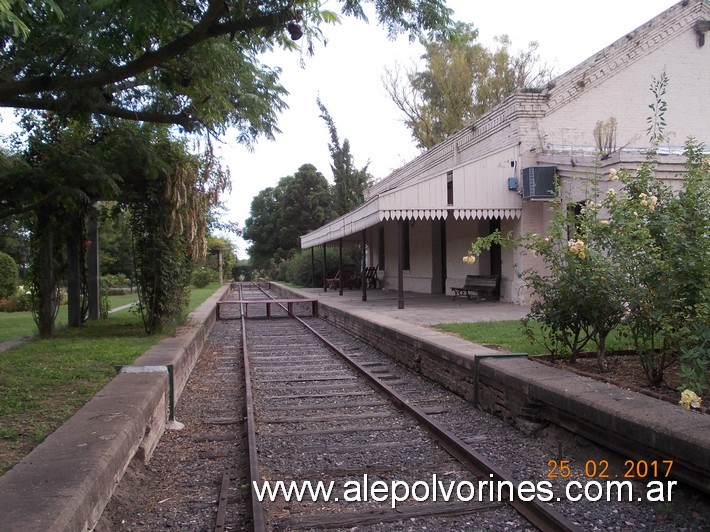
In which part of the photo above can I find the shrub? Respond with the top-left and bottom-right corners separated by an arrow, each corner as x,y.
284,248 -> 361,287
101,273 -> 131,288
466,74 -> 710,390
0,252 -> 19,299
107,288 -> 133,296
191,267 -> 217,288
0,285 -> 33,312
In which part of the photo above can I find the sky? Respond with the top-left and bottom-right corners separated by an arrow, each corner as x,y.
221,0 -> 680,258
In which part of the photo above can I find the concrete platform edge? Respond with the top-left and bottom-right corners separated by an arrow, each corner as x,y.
0,284 -> 231,532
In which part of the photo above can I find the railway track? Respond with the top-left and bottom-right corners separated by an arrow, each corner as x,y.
225,284 -> 581,531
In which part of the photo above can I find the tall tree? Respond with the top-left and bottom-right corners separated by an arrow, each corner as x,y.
244,164 -> 333,268
317,98 -> 371,216
0,1 -> 452,142
243,187 -> 282,269
384,22 -> 553,150
278,164 -> 335,246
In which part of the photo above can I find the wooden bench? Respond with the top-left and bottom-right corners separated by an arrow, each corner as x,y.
450,275 -> 501,301
327,264 -> 356,290
364,265 -> 379,289
217,299 -> 319,319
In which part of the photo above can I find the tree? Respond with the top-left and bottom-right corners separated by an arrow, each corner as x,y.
244,164 -> 334,269
116,125 -> 230,333
98,205 -> 134,280
317,98 -> 371,216
0,115 -> 122,337
384,22 -> 553,150
243,187 -> 282,269
0,1 -> 452,142
279,164 -> 335,247
0,0 -> 453,335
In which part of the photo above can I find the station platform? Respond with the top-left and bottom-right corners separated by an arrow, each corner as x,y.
288,286 -> 530,327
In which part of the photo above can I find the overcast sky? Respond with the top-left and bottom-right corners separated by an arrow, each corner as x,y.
221,0 -> 679,258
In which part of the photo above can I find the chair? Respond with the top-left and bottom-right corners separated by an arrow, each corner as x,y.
364,265 -> 379,289
326,264 -> 356,290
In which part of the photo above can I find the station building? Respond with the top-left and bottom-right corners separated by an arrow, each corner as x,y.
300,0 -> 710,305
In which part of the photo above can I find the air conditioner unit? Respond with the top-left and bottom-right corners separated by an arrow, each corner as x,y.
521,166 -> 557,200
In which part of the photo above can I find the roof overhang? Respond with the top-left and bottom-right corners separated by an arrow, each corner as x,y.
300,195 -> 521,249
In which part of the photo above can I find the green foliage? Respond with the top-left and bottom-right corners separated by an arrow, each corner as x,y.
0,251 -> 18,298
0,1 -> 451,140
118,126 -> 229,334
99,278 -> 111,319
98,206 -> 133,279
646,71 -> 669,144
678,324 -> 710,394
1,285 -> 33,313
317,98 -> 371,216
205,235 -> 237,281
466,74 -> 709,391
600,138 -> 710,388
192,267 -> 218,288
244,164 -> 335,269
0,312 -> 154,475
0,216 -> 30,269
517,203 -> 625,368
101,273 -> 131,289
436,320 -> 631,357
511,138 -> 708,383
232,260 -> 255,281
283,247 -> 360,286
384,23 -> 553,149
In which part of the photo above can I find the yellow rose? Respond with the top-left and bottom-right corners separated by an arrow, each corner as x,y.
679,389 -> 702,410
578,251 -> 586,260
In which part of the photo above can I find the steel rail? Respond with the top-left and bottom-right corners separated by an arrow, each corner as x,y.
239,283 -> 266,532
249,283 -> 581,532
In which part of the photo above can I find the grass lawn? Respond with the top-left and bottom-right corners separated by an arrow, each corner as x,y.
434,320 -> 631,356
0,283 -> 223,475
107,292 -> 139,309
0,293 -> 144,343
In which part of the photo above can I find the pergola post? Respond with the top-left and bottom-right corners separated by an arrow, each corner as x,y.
66,213 -> 82,328
87,204 -> 100,320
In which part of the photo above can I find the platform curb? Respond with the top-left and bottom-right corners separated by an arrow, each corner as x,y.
0,284 -> 230,532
